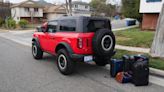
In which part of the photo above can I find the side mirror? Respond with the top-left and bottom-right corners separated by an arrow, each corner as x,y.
41,22 -> 48,33
36,26 -> 42,32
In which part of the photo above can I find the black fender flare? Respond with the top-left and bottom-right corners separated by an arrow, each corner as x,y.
55,42 -> 74,55
32,38 -> 41,48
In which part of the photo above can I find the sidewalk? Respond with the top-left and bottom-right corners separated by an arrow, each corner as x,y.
113,25 -> 139,31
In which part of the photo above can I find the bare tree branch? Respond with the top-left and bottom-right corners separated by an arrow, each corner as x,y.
65,0 -> 72,16
65,0 -> 69,15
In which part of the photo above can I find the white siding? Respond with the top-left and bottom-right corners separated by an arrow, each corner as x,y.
11,7 -> 20,23
72,13 -> 91,17
106,0 -> 122,6
72,4 -> 90,11
19,8 -> 43,17
11,7 -> 43,23
47,13 -> 65,21
140,0 -> 164,13
72,3 -> 91,16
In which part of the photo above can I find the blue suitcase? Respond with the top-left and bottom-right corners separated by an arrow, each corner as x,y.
110,59 -> 124,77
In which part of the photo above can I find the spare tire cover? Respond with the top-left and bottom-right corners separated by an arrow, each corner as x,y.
92,29 -> 115,56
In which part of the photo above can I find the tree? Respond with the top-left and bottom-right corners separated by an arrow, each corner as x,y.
90,0 -> 116,17
122,0 -> 142,22
65,0 -> 72,16
150,5 -> 164,58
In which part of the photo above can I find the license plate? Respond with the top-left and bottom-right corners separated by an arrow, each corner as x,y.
84,56 -> 93,62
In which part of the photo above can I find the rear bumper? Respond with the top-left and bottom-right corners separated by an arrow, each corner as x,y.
70,50 -> 116,62
70,54 -> 86,62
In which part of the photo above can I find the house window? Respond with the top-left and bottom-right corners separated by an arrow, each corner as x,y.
75,4 -> 78,8
24,7 -> 29,12
34,8 -> 38,12
85,5 -> 88,9
146,0 -> 162,2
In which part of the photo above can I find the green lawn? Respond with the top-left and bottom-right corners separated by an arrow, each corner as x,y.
113,49 -> 164,70
114,28 -> 155,48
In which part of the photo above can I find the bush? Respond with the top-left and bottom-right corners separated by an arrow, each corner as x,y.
18,19 -> 28,28
0,17 -> 4,27
7,18 -> 16,29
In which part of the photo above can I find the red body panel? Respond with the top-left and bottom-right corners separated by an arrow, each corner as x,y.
33,32 -> 95,55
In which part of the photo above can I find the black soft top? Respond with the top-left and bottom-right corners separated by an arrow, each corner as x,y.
50,16 -> 109,21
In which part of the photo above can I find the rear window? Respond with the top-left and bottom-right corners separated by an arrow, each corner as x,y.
87,20 -> 110,32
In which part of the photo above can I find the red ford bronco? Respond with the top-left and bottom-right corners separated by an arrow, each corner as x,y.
32,16 -> 115,75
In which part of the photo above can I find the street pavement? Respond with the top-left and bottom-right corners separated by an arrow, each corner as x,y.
0,35 -> 164,92
0,20 -> 163,92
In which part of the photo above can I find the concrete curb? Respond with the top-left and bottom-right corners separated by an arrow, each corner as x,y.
150,68 -> 164,78
0,29 -> 9,32
115,45 -> 150,53
113,25 -> 139,31
0,28 -> 35,32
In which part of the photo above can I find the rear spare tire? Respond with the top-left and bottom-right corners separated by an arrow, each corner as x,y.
92,29 -> 115,56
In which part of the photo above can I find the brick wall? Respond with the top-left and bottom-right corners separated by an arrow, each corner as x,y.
142,13 -> 159,30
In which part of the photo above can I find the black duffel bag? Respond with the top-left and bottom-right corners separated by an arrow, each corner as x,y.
132,55 -> 149,86
122,54 -> 149,86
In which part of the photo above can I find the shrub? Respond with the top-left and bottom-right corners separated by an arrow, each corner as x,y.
0,17 -> 4,27
18,19 -> 28,28
122,0 -> 142,22
7,18 -> 16,29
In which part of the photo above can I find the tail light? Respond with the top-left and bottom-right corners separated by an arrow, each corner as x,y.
77,38 -> 83,49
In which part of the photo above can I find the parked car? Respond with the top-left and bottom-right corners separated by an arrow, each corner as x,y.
32,16 -> 116,75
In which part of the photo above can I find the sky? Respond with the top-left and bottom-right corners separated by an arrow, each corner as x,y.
6,0 -> 91,4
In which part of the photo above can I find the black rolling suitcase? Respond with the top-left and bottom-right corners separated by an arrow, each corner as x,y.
132,55 -> 149,86
122,55 -> 135,72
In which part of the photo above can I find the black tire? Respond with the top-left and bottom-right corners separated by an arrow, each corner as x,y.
92,29 -> 115,56
95,56 -> 109,66
32,41 -> 43,59
57,49 -> 75,75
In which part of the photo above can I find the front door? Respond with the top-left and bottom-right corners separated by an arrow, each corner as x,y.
44,21 -> 58,53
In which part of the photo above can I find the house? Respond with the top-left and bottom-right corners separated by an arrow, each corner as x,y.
140,0 -> 164,30
0,0 -> 11,20
11,0 -> 43,23
71,1 -> 92,16
43,5 -> 67,21
106,0 -> 122,6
